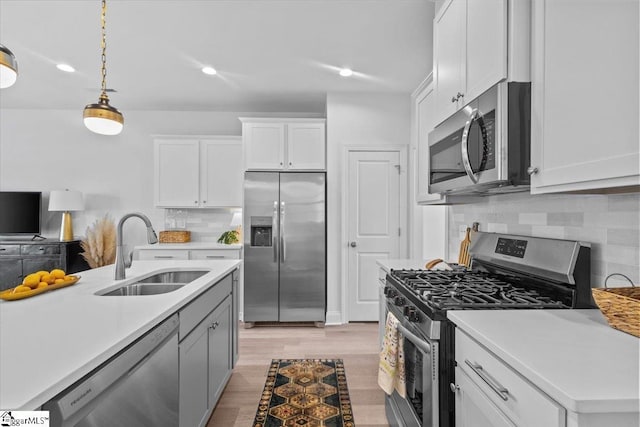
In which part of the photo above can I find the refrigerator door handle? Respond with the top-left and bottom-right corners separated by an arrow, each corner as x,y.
280,201 -> 286,263
273,201 -> 279,263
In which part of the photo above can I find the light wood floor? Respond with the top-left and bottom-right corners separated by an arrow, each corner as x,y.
207,322 -> 389,427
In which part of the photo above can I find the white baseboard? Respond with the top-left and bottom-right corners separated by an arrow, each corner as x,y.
325,310 -> 344,325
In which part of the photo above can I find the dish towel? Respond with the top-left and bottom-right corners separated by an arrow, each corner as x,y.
378,311 -> 406,398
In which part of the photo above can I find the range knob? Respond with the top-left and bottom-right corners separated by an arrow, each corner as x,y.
404,306 -> 421,323
394,296 -> 406,306
385,288 -> 398,298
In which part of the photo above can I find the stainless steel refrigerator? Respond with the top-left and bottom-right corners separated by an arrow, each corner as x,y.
243,172 -> 326,324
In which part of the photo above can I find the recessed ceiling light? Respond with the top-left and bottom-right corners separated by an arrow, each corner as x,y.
339,68 -> 353,77
202,66 -> 217,76
56,63 -> 75,73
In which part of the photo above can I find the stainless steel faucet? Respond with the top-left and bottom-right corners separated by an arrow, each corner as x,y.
115,212 -> 158,280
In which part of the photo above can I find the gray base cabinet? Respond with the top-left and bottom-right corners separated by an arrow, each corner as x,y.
178,271 -> 237,427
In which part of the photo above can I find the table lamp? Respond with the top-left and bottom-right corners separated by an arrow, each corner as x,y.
49,190 -> 84,241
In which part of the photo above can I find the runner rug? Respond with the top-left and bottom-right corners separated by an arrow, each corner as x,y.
252,359 -> 355,427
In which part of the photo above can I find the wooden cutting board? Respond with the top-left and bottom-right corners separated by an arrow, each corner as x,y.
458,227 -> 471,267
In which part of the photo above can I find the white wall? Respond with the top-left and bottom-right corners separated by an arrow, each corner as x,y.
326,92 -> 411,324
0,109 -> 245,247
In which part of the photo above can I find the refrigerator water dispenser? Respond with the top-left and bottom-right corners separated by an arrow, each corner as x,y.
250,216 -> 272,247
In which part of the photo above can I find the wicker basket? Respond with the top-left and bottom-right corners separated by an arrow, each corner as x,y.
592,282 -> 640,338
159,230 -> 191,243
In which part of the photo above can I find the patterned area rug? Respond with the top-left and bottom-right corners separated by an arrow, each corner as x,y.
252,359 -> 355,427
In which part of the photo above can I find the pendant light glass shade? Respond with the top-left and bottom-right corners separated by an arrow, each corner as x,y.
83,93 -> 124,135
0,44 -> 18,89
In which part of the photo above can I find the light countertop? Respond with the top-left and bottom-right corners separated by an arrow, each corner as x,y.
376,258 -> 455,273
448,309 -> 640,414
0,260 -> 241,410
135,242 -> 242,250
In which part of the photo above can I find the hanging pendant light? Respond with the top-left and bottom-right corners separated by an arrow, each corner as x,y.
83,0 -> 124,135
0,44 -> 18,89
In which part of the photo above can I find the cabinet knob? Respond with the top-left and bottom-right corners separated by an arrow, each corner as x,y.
450,383 -> 460,393
451,96 -> 457,103
194,201 -> 198,204
350,241 -> 357,248
280,162 -> 283,166
289,162 -> 292,166
527,166 -> 539,175
456,92 -> 464,100
202,200 -> 207,204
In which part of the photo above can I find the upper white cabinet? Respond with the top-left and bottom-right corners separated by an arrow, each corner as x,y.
240,118 -> 326,170
154,136 -> 243,208
529,0 -> 639,193
433,0 -> 508,125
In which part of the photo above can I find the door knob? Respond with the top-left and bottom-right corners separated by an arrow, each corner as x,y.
527,166 -> 539,175
350,241 -> 357,248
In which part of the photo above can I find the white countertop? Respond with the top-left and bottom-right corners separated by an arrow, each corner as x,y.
0,260 -> 241,410
135,242 -> 242,250
376,258 -> 455,273
448,309 -> 640,414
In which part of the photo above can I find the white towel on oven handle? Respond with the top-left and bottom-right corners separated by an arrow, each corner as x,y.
378,311 -> 406,398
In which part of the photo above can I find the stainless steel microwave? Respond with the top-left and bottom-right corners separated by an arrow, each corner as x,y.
428,82 -> 531,195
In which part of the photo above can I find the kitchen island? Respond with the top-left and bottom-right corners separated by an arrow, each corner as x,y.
0,260 -> 240,412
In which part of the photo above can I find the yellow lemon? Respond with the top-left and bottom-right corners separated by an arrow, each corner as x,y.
13,285 -> 31,293
37,282 -> 49,289
54,279 -> 65,285
63,275 -> 76,282
50,269 -> 66,279
22,274 -> 41,288
40,273 -> 55,285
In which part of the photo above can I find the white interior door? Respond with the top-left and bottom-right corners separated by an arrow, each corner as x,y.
347,150 -> 403,321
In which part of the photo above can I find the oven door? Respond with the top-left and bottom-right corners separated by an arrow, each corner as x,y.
428,84 -> 502,195
385,303 -> 439,427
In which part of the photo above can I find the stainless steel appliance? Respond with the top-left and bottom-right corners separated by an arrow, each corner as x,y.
428,82 -> 531,195
383,232 -> 592,427
243,172 -> 326,325
43,314 -> 179,427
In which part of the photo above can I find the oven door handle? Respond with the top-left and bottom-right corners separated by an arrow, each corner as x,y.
396,322 -> 432,355
461,108 -> 480,184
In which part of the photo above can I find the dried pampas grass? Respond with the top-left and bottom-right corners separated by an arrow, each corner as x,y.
81,214 -> 116,268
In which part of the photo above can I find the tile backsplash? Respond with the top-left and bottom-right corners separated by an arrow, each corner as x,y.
163,208 -> 241,242
448,192 -> 640,288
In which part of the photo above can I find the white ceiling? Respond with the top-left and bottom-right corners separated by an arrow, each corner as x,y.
0,0 -> 434,113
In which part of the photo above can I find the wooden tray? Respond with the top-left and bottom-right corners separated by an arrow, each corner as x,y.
0,276 -> 81,301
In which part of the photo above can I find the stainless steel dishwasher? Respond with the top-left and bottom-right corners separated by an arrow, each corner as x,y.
43,314 -> 179,427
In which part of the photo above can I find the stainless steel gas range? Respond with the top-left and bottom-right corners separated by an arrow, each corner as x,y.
382,231 -> 593,427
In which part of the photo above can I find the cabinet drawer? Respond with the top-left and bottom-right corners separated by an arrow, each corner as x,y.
189,249 -> 240,260
179,274 -> 232,340
137,249 -> 189,261
455,329 -> 565,427
21,244 -> 60,256
0,245 -> 20,256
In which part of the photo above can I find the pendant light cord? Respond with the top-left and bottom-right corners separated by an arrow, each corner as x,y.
100,0 -> 108,98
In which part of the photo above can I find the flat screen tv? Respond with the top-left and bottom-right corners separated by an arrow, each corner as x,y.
0,192 -> 42,235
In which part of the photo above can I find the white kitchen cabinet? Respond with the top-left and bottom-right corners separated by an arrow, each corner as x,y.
433,0 -> 507,125
179,274 -> 235,427
453,329 -> 566,427
136,247 -> 241,261
529,0 -> 639,193
154,136 -> 243,208
240,118 -> 326,170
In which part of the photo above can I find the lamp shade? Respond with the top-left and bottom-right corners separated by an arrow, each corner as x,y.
49,190 -> 84,212
230,212 -> 242,228
0,44 -> 18,89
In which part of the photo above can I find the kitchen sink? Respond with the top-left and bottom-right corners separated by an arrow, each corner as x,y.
132,270 -> 207,284
97,270 -> 208,296
100,283 -> 186,296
